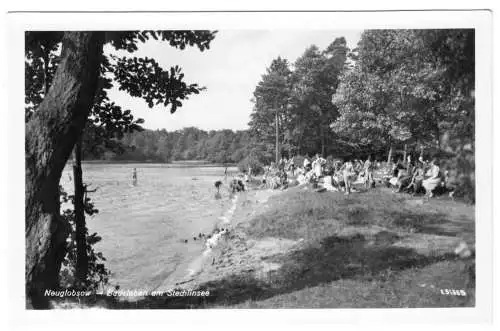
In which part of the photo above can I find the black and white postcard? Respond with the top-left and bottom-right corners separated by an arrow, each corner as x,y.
6,8 -> 494,328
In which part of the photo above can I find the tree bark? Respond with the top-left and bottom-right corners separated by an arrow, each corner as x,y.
25,32 -> 103,309
275,102 -> 280,164
73,137 -> 88,287
42,46 -> 50,95
320,125 -> 325,156
387,145 -> 393,164
435,127 -> 441,150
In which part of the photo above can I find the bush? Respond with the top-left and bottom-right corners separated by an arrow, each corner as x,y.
59,185 -> 110,292
440,150 -> 475,203
237,154 -> 265,175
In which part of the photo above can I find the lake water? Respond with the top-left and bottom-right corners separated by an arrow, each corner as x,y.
60,163 -> 238,291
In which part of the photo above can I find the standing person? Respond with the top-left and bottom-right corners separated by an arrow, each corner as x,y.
303,157 -> 311,172
289,156 -> 295,176
214,180 -> 223,193
364,156 -> 375,189
406,154 -> 412,168
343,159 -> 355,195
248,165 -> 252,181
132,168 -> 137,186
224,166 -> 228,181
312,153 -> 325,178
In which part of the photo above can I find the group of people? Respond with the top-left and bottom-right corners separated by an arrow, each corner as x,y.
261,160 -> 290,190
261,154 -> 376,195
387,155 -> 454,198
215,151 -> 455,200
260,152 -> 454,199
324,156 -> 376,195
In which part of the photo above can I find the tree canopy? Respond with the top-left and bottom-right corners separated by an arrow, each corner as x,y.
248,38 -> 349,160
332,29 -> 474,156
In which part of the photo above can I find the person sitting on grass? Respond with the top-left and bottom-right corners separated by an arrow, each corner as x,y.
330,161 -> 343,190
404,161 -> 425,195
388,158 -> 405,188
442,170 -> 458,199
422,158 -> 442,198
395,159 -> 415,193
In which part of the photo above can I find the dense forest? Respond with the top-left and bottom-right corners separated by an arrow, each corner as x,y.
83,127 -> 252,164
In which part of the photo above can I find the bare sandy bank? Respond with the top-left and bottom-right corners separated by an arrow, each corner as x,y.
157,187 -> 299,291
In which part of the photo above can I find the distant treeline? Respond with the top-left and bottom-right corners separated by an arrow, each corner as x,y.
83,127 -> 252,164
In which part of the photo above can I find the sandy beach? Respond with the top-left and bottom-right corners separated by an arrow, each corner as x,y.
155,186 -> 289,292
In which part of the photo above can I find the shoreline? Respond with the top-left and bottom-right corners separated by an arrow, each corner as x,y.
163,186 -> 287,292
156,186 -> 284,292
73,160 -> 238,168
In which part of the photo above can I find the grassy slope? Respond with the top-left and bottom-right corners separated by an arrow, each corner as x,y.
227,186 -> 475,308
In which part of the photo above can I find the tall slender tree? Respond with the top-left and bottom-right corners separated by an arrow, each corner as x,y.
249,57 -> 292,163
290,38 -> 348,156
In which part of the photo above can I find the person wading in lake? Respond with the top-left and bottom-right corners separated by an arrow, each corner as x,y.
132,168 -> 137,186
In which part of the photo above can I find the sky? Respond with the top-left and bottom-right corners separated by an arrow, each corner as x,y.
105,30 -> 362,131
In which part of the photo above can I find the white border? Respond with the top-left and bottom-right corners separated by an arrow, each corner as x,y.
5,8 -> 494,329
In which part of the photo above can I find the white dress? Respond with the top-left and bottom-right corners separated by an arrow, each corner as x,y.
313,158 -> 325,177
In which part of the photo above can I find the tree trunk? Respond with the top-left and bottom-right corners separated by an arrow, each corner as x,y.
275,103 -> 280,164
435,127 -> 441,150
320,125 -> 325,156
73,137 -> 88,287
42,47 -> 50,95
403,143 -> 407,165
387,145 -> 393,164
25,32 -> 103,309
